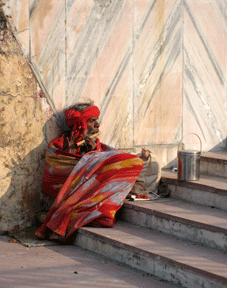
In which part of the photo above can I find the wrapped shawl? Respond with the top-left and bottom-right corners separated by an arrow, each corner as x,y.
37,105 -> 143,241
36,148 -> 143,241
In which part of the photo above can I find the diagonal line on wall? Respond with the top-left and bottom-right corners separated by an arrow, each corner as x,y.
31,1 -> 66,65
99,0 -> 158,120
216,0 -> 227,29
29,0 -> 67,120
99,48 -> 132,123
136,1 -> 182,117
184,90 -> 206,140
29,62 -> 62,126
67,1 -> 125,104
183,0 -> 224,86
184,48 -> 223,142
143,27 -> 182,119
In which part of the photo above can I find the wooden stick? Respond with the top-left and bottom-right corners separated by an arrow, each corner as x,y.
142,146 -> 152,154
76,131 -> 101,146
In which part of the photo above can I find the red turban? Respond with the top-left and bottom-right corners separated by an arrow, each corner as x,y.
65,106 -> 100,138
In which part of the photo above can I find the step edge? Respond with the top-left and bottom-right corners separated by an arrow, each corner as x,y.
76,226 -> 227,285
161,173 -> 227,195
201,152 -> 227,162
123,202 -> 227,235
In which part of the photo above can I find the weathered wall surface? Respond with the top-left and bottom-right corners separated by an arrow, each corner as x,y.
1,0 -> 227,232
2,0 -> 227,157
1,0 -> 226,164
0,10 -> 58,232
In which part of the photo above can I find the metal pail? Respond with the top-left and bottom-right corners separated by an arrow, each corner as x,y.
177,133 -> 202,181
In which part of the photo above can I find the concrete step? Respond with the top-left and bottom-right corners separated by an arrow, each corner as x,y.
0,235 -> 181,288
120,198 -> 227,251
74,222 -> 227,288
161,170 -> 227,210
200,152 -> 227,178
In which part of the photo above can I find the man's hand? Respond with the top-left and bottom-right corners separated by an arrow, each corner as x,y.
66,136 -> 78,153
84,136 -> 97,151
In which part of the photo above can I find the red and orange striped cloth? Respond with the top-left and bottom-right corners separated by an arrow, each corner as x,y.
35,145 -> 143,242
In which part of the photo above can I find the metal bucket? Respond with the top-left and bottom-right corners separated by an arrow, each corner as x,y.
177,133 -> 202,181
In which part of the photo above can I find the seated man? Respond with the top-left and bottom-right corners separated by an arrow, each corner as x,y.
41,102 -> 102,200
35,101 -> 144,242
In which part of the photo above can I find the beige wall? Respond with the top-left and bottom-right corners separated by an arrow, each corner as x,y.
2,0 -> 226,154
0,0 -> 227,232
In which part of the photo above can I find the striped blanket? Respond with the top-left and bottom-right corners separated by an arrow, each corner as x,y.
35,147 -> 143,241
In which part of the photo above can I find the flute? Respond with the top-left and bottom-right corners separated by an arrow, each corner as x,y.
76,131 -> 101,146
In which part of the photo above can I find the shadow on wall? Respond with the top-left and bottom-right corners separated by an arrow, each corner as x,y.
0,117 -> 59,234
209,138 -> 227,152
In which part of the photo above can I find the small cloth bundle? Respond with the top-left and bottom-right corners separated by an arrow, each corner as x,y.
128,147 -> 161,200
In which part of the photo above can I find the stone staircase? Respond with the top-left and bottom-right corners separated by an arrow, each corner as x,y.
74,152 -> 227,288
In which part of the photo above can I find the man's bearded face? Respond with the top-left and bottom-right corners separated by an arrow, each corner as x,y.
86,116 -> 100,136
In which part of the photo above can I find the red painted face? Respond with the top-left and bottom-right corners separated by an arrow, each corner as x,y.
86,116 -> 100,134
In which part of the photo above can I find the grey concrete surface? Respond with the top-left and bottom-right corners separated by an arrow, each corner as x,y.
122,198 -> 227,251
0,235 -> 180,288
75,222 -> 227,288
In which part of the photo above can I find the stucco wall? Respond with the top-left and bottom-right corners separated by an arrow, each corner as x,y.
2,0 -> 227,156
1,0 -> 227,232
0,10 -> 58,232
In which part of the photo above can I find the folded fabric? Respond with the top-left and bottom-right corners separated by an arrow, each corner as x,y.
35,148 -> 144,241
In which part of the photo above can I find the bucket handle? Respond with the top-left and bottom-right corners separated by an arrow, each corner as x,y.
178,133 -> 202,152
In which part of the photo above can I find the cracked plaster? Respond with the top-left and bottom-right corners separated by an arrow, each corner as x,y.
0,12 -> 59,232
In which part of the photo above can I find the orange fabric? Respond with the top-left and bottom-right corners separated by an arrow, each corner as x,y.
36,149 -> 144,241
42,142 -> 107,199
